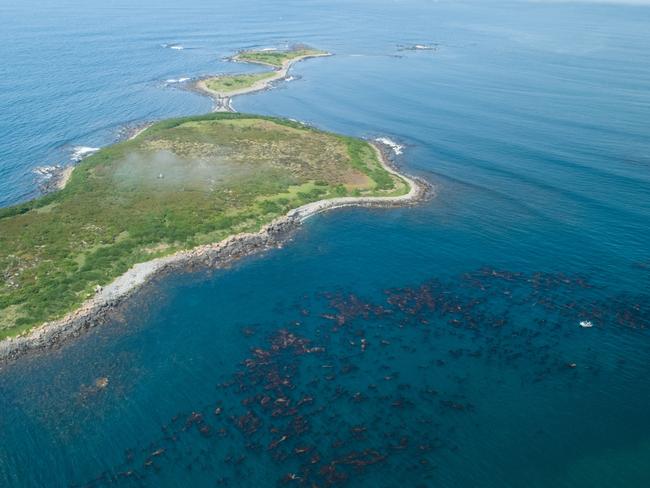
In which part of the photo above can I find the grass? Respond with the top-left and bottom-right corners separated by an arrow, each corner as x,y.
203,46 -> 328,96
0,113 -> 408,339
204,71 -> 277,95
234,48 -> 328,68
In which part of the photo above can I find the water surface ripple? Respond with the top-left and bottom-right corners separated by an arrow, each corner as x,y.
1,1 -> 649,486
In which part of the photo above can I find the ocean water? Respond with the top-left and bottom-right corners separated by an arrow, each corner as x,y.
1,0 -> 650,486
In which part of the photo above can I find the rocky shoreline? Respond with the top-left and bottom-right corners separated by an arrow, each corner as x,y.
0,145 -> 430,364
192,52 -> 331,112
38,122 -> 155,196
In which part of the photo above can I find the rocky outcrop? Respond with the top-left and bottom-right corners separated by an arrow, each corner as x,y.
0,214 -> 302,363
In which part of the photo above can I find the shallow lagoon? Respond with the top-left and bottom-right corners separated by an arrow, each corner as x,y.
1,0 -> 649,486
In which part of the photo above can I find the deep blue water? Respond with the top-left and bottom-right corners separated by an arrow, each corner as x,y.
1,0 -> 650,486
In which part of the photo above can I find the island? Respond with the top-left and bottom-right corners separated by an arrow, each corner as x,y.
0,112 -> 424,360
194,46 -> 330,111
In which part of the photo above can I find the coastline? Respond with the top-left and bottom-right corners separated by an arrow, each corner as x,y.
193,52 -> 331,112
55,166 -> 75,190
52,122 -> 154,192
0,144 -> 430,364
47,52 -> 331,195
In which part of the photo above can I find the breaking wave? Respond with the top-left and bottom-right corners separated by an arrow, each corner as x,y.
161,43 -> 184,50
397,43 -> 439,52
165,77 -> 191,84
32,165 -> 61,179
375,137 -> 404,155
71,146 -> 100,162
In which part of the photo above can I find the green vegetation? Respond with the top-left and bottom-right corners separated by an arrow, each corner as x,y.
202,46 -> 328,96
234,48 -> 328,68
0,113 -> 408,339
204,71 -> 276,95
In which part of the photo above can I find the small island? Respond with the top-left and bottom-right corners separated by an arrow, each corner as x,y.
195,46 -> 330,110
0,112 -> 422,357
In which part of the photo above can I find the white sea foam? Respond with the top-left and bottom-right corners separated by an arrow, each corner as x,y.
375,137 -> 404,155
162,43 -> 185,50
579,320 -> 594,328
285,76 -> 296,82
33,165 -> 60,178
260,47 -> 278,51
166,77 -> 191,84
71,146 -> 100,162
32,146 -> 98,183
397,44 -> 437,52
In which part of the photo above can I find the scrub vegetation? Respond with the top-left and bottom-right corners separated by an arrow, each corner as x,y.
233,47 -> 328,68
0,113 -> 408,338
202,46 -> 328,96
204,71 -> 276,94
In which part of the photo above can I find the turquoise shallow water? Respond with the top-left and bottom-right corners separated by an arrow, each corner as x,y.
1,0 -> 650,486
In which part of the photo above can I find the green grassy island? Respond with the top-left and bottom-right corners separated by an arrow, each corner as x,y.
0,113 -> 410,339
204,71 -> 277,94
199,47 -> 330,98
233,47 -> 329,68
